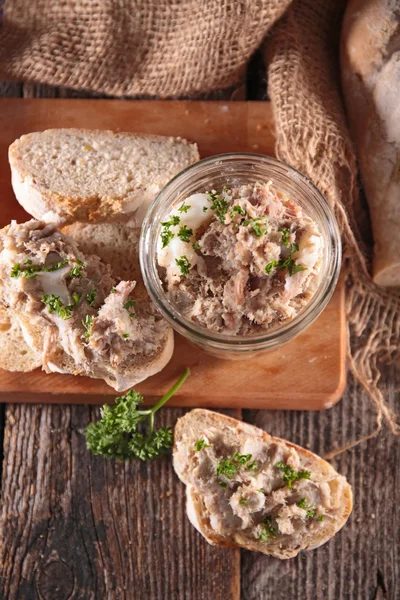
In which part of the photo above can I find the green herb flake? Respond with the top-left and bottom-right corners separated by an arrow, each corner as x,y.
72,292 -> 80,306
111,287 -> 117,293
42,294 -> 75,320
161,228 -> 174,249
239,498 -> 249,505
44,259 -> 69,272
84,368 -> 190,461
69,265 -> 83,278
279,228 -> 291,246
317,515 -> 325,522
123,333 -> 130,339
207,190 -> 229,223
24,259 -> 32,265
11,263 -> 21,278
297,498 -> 315,519
192,242 -> 200,250
218,481 -> 228,488
231,205 -> 246,218
124,300 -> 136,310
275,461 -> 311,489
175,255 -> 191,276
12,261 -> 43,279
82,314 -> 93,339
202,206 -> 208,213
177,225 -> 193,243
216,458 -> 239,479
86,289 -> 97,306
297,498 -> 308,509
232,451 -> 252,465
76,259 -> 87,267
194,438 -> 210,452
178,202 -> 191,213
258,516 -> 277,543
247,460 -> 258,472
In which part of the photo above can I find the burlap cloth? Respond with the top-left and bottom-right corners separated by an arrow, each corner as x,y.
0,0 -> 398,451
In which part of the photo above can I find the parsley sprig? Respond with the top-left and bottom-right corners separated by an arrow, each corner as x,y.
160,215 -> 181,248
84,368 -> 190,461
258,516 -> 278,543
297,498 -> 315,519
42,294 -> 77,319
207,190 -> 229,223
216,452 -> 257,479
175,255 -> 191,275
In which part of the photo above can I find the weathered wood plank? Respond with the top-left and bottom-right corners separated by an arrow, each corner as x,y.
0,405 -> 240,600
241,365 -> 400,600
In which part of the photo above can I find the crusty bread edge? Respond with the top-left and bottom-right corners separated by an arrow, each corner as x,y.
174,409 -> 353,559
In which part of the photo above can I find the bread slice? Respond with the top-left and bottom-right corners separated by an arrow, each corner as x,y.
173,410 -> 352,558
9,129 -> 200,225
0,220 -> 173,391
0,305 -> 42,372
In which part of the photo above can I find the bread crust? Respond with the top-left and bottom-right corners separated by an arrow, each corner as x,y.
174,409 -> 353,558
341,0 -> 400,286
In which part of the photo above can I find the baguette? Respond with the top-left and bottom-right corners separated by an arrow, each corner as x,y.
9,129 -> 200,225
0,220 -> 173,390
341,0 -> 400,286
173,410 -> 352,558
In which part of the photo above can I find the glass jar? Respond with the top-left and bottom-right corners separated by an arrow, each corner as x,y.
140,154 -> 341,359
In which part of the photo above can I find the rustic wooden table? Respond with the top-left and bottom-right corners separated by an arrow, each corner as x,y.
0,81 -> 398,600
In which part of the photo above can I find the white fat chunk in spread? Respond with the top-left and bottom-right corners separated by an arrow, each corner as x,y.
38,266 -> 71,305
157,193 -> 211,277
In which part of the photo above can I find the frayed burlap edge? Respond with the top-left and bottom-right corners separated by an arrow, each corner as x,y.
266,0 -> 400,457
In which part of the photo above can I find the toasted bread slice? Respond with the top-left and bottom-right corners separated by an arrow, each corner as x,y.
0,305 -> 42,372
173,410 -> 352,559
9,129 -> 200,225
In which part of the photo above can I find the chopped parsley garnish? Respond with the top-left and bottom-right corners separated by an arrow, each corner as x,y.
111,287 -> 116,293
239,498 -> 249,505
231,205 -> 246,217
86,288 -> 97,306
247,460 -> 258,472
24,259 -> 32,265
232,451 -> 252,465
258,516 -> 277,542
82,314 -> 93,339
124,299 -> 136,318
264,260 -> 280,275
192,242 -> 200,250
279,228 -> 291,246
278,257 -> 307,277
242,216 -> 268,237
160,215 -> 181,248
317,515 -> 325,522
177,225 -> 193,243
194,438 -> 210,451
202,206 -> 208,213
207,190 -> 229,223
42,294 -> 75,320
297,498 -> 315,518
76,259 -> 86,267
275,462 -> 311,489
84,368 -> 190,461
11,262 -> 42,279
218,481 -> 227,488
72,292 -> 80,306
69,265 -> 83,278
216,458 -> 239,479
44,259 -> 69,272
122,333 -> 130,339
175,255 -> 191,276
178,202 -> 191,213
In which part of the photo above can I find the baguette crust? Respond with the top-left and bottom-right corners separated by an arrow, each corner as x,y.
174,410 -> 352,558
341,0 -> 400,286
9,129 -> 200,225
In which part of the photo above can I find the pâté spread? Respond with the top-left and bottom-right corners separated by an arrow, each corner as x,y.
157,181 -> 323,335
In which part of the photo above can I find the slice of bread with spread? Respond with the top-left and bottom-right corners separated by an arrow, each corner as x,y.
174,410 -> 352,558
0,220 -> 173,390
9,129 -> 200,225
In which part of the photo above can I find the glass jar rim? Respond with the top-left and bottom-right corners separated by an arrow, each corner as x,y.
140,153 -> 342,352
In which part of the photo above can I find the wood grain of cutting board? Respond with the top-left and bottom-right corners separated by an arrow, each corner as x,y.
0,99 -> 347,409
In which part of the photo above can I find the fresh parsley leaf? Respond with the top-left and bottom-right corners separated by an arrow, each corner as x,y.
84,368 -> 190,461
207,190 -> 229,223
161,228 -> 174,249
279,228 -> 291,246
192,242 -> 200,250
124,300 -> 136,310
202,206 -> 208,213
216,458 -> 238,479
275,461 -> 311,489
297,498 -> 315,518
175,255 -> 191,275
247,460 -> 258,472
317,515 -> 325,522
111,287 -> 116,293
232,451 -> 252,465
194,438 -> 210,451
76,259 -> 87,267
82,314 -> 93,339
44,259 -> 69,272
122,333 -> 130,339
72,292 -> 80,306
242,216 -> 268,237
258,516 -> 277,542
177,225 -> 193,243
218,481 -> 227,488
231,205 -> 246,217
42,294 -> 75,319
297,498 -> 308,509
86,288 -> 97,306
10,263 -> 21,278
69,265 -> 83,278
24,259 -> 32,265
239,498 -> 249,505
11,262 -> 43,279
306,509 -> 315,519
178,202 -> 191,213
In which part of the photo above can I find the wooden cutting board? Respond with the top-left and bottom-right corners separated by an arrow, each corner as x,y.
0,99 -> 346,409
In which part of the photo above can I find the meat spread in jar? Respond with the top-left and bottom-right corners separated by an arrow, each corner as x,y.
157,181 -> 324,335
